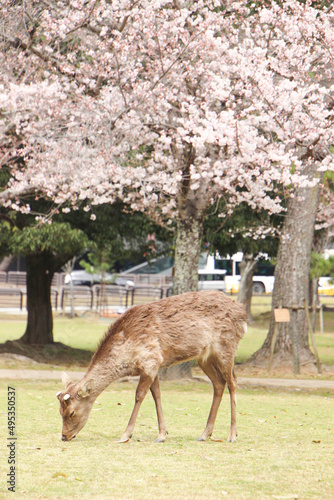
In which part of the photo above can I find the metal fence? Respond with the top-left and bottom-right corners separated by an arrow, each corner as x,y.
93,285 -> 129,309
119,273 -> 172,286
0,289 -> 24,310
0,271 -> 172,313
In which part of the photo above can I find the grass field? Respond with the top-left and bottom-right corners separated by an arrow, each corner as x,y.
0,379 -> 333,499
0,298 -> 333,498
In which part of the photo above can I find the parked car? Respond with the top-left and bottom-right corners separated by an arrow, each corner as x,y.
121,256 -> 174,275
65,270 -> 134,287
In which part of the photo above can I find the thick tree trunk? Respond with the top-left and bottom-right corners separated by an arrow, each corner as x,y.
247,166 -> 321,373
237,254 -> 256,322
173,215 -> 203,295
20,252 -> 55,345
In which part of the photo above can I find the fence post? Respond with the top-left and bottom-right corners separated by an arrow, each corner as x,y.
304,299 -> 322,374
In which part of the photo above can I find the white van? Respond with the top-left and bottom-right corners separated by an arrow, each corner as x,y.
198,269 -> 226,292
211,253 -> 275,294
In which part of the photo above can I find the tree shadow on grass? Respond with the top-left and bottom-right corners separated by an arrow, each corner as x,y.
0,339 -> 93,367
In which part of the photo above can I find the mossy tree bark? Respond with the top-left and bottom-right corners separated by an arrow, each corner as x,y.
173,215 -> 204,296
247,165 -> 321,373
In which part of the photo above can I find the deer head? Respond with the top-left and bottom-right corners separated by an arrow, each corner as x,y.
57,372 -> 95,441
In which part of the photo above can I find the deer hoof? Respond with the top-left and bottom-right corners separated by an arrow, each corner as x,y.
117,433 -> 132,443
155,437 -> 166,443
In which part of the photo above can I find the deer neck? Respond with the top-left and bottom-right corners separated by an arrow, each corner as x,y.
80,353 -> 131,399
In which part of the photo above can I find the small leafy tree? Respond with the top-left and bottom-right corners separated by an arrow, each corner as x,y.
1,221 -> 88,344
79,247 -> 116,314
310,253 -> 334,284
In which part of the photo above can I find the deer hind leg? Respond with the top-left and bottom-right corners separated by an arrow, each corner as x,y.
118,373 -> 154,443
150,376 -> 168,443
197,359 -> 226,442
227,368 -> 238,443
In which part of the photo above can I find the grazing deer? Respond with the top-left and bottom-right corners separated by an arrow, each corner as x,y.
57,290 -> 247,443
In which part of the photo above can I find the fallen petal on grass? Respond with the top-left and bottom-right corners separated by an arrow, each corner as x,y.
272,495 -> 298,499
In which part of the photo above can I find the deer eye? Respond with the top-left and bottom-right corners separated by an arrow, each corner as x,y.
69,411 -> 75,418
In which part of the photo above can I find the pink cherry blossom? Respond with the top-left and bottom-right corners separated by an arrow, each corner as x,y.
0,0 -> 333,231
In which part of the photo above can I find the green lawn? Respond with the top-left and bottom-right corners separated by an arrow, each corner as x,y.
0,379 -> 333,499
235,327 -> 268,364
0,316 -> 107,352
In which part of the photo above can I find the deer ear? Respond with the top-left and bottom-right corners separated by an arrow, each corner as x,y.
77,379 -> 94,399
61,372 -> 73,390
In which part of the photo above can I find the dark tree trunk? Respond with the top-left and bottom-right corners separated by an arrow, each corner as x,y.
20,252 -> 55,345
237,254 -> 256,322
247,166 -> 321,373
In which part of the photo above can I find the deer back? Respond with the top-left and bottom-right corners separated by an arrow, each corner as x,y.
89,290 -> 247,372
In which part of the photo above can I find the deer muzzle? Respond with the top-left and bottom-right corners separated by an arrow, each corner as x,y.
61,434 -> 76,441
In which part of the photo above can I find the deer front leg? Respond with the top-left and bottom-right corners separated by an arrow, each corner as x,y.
118,374 -> 153,443
150,376 -> 168,443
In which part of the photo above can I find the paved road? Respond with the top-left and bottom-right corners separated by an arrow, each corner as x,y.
1,369 -> 333,390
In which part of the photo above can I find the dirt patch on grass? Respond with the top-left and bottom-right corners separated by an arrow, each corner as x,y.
235,361 -> 334,380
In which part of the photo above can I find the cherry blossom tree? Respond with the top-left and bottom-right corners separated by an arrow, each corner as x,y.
1,0 -> 333,287
1,1 -> 334,368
